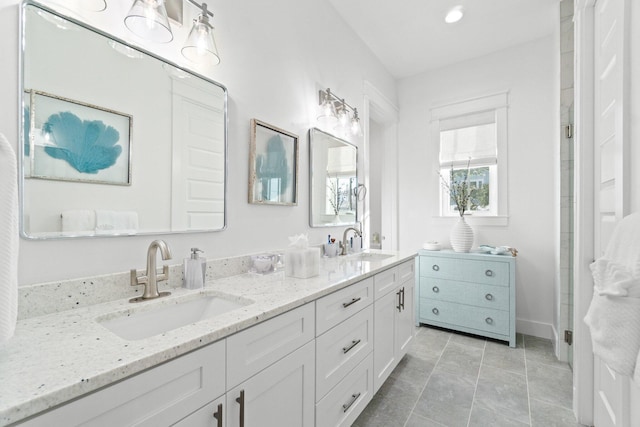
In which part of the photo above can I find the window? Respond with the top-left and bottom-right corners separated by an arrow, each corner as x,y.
431,92 -> 508,220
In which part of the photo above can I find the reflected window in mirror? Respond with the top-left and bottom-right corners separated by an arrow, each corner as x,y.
20,2 -> 227,239
309,128 -> 358,227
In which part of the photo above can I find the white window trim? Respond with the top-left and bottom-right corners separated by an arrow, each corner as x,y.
431,91 -> 509,225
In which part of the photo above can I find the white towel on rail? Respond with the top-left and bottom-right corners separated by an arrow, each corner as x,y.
95,210 -> 138,233
584,212 -> 640,377
0,133 -> 19,343
61,209 -> 96,232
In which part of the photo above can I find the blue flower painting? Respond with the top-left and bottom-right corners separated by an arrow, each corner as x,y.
43,111 -> 122,174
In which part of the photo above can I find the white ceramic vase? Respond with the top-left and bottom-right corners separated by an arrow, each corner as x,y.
450,216 -> 474,252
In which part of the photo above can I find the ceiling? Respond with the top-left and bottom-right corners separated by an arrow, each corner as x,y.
327,0 -> 560,79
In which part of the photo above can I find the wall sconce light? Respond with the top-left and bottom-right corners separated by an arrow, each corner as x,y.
124,0 -> 174,43
124,0 -> 220,65
181,2 -> 220,65
317,88 -> 362,137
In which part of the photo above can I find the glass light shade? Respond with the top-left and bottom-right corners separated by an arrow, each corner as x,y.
337,103 -> 349,127
124,0 -> 173,43
317,92 -> 338,125
182,16 -> 220,65
445,6 -> 464,24
351,112 -> 362,136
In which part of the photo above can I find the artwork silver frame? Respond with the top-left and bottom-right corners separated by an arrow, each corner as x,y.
248,119 -> 299,206
26,90 -> 132,186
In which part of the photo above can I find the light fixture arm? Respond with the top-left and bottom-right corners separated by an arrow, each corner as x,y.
319,88 -> 357,116
185,0 -> 214,17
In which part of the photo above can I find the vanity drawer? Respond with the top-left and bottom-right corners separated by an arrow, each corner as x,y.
227,302 -> 315,389
316,304 -> 373,400
398,260 -> 415,284
374,267 -> 398,299
419,298 -> 509,336
422,278 -> 510,311
316,277 -> 373,335
316,352 -> 374,427
18,340 -> 226,427
420,256 -> 510,286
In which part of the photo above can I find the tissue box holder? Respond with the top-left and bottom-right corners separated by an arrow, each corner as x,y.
285,247 -> 320,278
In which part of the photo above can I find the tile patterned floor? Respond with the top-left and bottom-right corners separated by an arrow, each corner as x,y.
353,326 -> 587,427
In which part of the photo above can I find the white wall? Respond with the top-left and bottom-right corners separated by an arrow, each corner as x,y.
632,0 -> 640,214
0,0 -> 396,285
397,36 -> 560,337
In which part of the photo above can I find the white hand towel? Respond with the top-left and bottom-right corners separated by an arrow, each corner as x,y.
0,133 -> 19,343
61,209 -> 96,232
95,210 -> 138,232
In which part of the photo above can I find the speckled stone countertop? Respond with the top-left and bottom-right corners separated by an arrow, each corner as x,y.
0,250 -> 416,426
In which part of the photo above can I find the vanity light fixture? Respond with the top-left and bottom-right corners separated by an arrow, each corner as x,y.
445,5 -> 464,24
124,0 -> 174,43
317,88 -> 362,137
181,1 -> 220,65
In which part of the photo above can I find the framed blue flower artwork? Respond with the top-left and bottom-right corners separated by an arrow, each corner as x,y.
26,90 -> 132,185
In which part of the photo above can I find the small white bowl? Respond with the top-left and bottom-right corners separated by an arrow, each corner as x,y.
423,241 -> 442,251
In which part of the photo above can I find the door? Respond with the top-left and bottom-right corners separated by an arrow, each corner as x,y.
396,279 -> 415,357
171,78 -> 225,231
226,340 -> 315,427
373,288 -> 397,392
592,0 -> 632,425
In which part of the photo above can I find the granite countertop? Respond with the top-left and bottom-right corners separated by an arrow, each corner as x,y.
0,250 -> 416,425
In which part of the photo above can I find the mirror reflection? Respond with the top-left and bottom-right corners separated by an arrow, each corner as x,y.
21,3 -> 227,239
309,128 -> 358,227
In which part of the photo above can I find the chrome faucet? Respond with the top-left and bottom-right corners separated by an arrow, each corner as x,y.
130,240 -> 173,302
341,226 -> 362,255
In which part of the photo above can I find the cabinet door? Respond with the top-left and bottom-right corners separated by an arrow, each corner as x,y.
226,340 -> 315,427
373,288 -> 399,393
396,279 -> 415,358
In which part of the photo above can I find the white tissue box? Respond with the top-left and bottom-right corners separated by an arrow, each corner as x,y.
285,247 -> 320,278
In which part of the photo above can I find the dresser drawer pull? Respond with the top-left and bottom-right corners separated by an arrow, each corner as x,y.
432,286 -> 439,293
485,269 -> 494,277
342,297 -> 361,308
485,317 -> 494,325
485,293 -> 494,301
396,289 -> 402,311
432,264 -> 440,271
342,392 -> 361,413
432,308 -> 439,315
235,390 -> 245,427
342,339 -> 362,354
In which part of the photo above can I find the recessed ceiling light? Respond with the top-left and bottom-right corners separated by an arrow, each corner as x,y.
445,6 -> 464,24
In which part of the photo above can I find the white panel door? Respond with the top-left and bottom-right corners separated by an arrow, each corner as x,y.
171,78 -> 225,231
593,0 -> 632,425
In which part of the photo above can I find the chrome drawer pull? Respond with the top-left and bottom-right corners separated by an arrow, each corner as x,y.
485,269 -> 494,277
432,286 -> 439,293
342,297 -> 361,308
485,317 -> 494,324
342,339 -> 361,354
342,392 -> 361,413
485,293 -> 493,301
432,264 -> 440,271
432,308 -> 439,315
235,390 -> 245,427
396,289 -> 402,311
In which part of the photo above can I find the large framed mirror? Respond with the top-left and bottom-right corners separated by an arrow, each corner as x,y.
309,128 -> 358,227
20,1 -> 227,239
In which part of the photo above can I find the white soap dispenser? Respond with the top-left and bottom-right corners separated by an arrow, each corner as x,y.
183,248 -> 206,289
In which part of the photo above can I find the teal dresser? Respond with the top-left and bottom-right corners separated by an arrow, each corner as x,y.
417,250 -> 516,347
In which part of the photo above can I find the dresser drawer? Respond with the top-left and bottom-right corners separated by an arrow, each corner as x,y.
316,352 -> 374,427
420,256 -> 510,286
227,303 -> 315,389
316,305 -> 373,400
419,298 -> 509,336
316,277 -> 373,335
421,278 -> 510,311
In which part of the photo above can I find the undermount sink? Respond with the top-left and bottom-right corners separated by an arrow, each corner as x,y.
345,252 -> 394,261
98,293 -> 252,340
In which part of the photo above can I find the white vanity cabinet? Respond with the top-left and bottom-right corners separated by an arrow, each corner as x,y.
225,303 -> 316,427
373,260 -> 415,392
17,340 -> 227,427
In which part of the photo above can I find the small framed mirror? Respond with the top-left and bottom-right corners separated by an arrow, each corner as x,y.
309,128 -> 358,227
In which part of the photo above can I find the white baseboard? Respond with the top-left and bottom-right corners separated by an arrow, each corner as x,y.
516,318 -> 554,339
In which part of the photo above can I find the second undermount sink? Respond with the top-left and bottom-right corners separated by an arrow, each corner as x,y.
345,252 -> 394,261
98,293 -> 252,341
